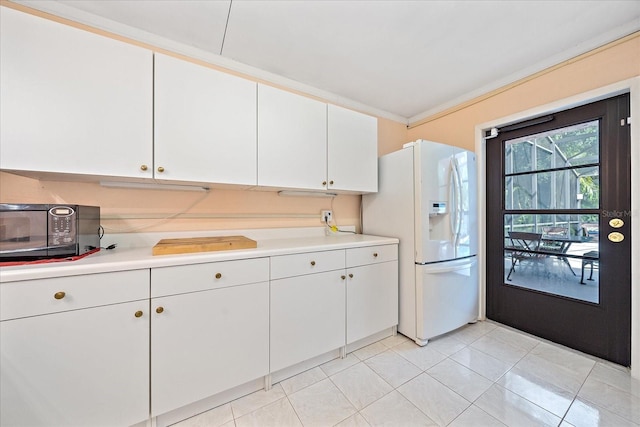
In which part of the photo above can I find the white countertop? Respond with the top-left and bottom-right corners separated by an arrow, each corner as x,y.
0,233 -> 398,283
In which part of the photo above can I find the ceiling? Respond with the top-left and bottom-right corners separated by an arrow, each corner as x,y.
13,0 -> 640,124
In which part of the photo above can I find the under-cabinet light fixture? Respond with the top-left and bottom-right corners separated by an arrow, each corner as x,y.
100,181 -> 210,192
278,190 -> 338,198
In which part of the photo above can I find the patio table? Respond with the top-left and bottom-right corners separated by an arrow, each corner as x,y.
540,235 -> 593,276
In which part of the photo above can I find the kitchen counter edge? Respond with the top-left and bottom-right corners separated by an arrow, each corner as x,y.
0,234 -> 399,283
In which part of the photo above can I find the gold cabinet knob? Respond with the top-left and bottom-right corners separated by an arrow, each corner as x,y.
54,291 -> 66,300
341,275 -> 346,280
310,261 -> 316,266
215,273 -> 222,279
140,164 -> 148,171
329,180 -> 334,185
322,181 -> 327,186
134,311 -> 143,318
156,307 -> 164,314
373,253 -> 378,258
157,166 -> 165,173
349,273 -> 354,278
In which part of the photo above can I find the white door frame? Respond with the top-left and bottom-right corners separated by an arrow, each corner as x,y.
475,77 -> 640,377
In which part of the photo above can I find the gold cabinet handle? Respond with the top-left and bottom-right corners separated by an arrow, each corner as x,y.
310,261 -> 316,266
157,166 -> 165,173
156,307 -> 164,314
322,181 -> 327,186
341,275 -> 346,280
215,272 -> 222,279
373,253 -> 378,258
140,164 -> 148,171
329,180 -> 334,185
349,273 -> 354,278
134,311 -> 143,318
54,291 -> 66,300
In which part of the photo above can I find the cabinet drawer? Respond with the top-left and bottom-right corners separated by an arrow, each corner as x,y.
0,269 -> 150,321
151,257 -> 269,297
270,250 -> 345,280
346,244 -> 398,267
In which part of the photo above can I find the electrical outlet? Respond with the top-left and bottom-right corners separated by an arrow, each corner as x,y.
321,210 -> 333,223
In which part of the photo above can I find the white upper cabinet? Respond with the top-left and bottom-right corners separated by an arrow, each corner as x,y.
328,104 -> 378,193
154,54 -> 257,185
0,7 -> 153,178
257,84 -> 378,193
257,84 -> 328,190
0,8 -> 378,193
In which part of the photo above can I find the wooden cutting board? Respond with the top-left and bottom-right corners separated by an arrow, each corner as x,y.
152,236 -> 257,256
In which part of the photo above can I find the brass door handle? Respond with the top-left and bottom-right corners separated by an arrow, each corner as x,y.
140,164 -> 148,171
609,218 -> 624,228
608,232 -> 624,243
310,261 -> 316,266
156,307 -> 164,314
215,273 -> 222,279
157,166 -> 165,173
54,291 -> 66,300
341,275 -> 346,280
373,253 -> 378,258
349,273 -> 354,278
134,311 -> 143,318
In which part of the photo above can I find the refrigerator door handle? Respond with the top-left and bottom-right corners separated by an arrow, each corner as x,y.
449,158 -> 457,241
452,157 -> 463,237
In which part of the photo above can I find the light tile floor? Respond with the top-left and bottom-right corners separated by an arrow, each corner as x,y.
172,321 -> 640,427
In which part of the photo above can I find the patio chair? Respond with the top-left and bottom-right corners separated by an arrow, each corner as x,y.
580,250 -> 599,284
505,231 -> 545,280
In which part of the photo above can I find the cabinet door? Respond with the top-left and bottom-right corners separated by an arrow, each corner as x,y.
270,271 -> 345,372
327,104 -> 378,193
347,261 -> 398,344
154,54 -> 257,185
0,301 -> 149,427
151,282 -> 269,417
257,84 -> 327,190
0,8 -> 152,178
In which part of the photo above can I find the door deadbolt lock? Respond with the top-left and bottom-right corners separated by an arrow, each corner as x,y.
608,232 -> 625,243
609,218 -> 624,228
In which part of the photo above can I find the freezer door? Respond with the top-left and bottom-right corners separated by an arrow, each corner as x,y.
415,257 -> 478,344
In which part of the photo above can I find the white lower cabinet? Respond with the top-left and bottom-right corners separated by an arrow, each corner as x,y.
270,271 -> 346,372
0,271 -> 150,427
0,240 -> 398,424
269,245 -> 398,372
150,259 -> 269,417
346,262 -> 399,344
346,245 -> 399,344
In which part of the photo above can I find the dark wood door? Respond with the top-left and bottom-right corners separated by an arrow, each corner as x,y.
486,93 -> 631,365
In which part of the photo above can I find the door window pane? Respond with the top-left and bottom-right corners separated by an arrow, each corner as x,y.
504,120 -> 599,174
505,166 -> 599,210
503,213 -> 599,303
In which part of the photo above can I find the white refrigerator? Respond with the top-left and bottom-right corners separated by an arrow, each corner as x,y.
363,140 -> 478,345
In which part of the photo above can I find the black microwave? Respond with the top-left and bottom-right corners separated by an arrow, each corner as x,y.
0,204 -> 100,262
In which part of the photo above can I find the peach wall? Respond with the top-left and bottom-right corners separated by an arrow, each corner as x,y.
407,32 -> 640,151
0,172 -> 364,233
378,117 -> 409,155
